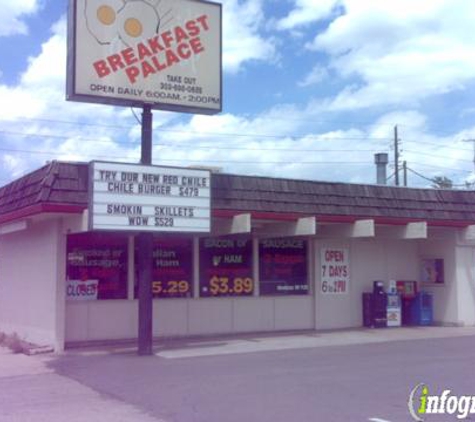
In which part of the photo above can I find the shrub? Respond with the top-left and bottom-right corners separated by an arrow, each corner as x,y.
1,332 -> 28,354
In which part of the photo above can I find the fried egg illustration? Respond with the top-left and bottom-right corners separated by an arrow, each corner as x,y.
116,0 -> 160,47
85,0 -> 124,45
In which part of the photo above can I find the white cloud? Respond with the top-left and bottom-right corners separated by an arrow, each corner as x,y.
222,0 -> 276,72
146,106 -> 392,183
276,0 -> 341,30
0,18 -> 110,121
0,0 -> 39,36
0,18 -> 67,120
1,3 -> 474,190
21,19 -> 66,88
0,4 -> 279,186
1,154 -> 29,181
0,16 -> 141,180
298,65 -> 328,87
304,0 -> 475,110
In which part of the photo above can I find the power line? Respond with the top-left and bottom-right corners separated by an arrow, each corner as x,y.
3,117 -> 475,151
0,115 -> 411,131
0,116 -> 394,141
0,142 -> 472,174
406,167 -> 434,184
412,162 -> 473,173
462,139 -> 475,171
397,121 -> 475,138
407,167 -> 471,188
0,130 -> 133,144
0,130 -> 388,153
403,149 -> 474,162
0,145 -> 375,164
3,116 -> 475,145
4,128 -> 475,157
0,127 -> 390,142
403,139 -> 473,151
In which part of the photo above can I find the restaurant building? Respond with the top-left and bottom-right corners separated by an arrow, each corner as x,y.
0,160 -> 475,352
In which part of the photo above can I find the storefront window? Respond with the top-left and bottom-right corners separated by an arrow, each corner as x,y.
199,236 -> 253,297
135,237 -> 193,298
66,233 -> 128,300
259,238 -> 308,295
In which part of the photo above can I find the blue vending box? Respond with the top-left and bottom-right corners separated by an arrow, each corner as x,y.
411,292 -> 433,326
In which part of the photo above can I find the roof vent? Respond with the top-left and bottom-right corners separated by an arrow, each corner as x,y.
374,153 -> 388,185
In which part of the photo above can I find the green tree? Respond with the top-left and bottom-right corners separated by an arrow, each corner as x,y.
431,176 -> 453,189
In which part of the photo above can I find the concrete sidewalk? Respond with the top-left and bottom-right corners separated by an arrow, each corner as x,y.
156,325 -> 475,359
0,347 -> 164,422
65,325 -> 475,358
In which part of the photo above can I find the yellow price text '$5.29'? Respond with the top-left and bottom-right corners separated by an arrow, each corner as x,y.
152,280 -> 189,295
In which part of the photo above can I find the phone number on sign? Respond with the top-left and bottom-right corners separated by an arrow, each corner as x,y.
321,280 -> 347,293
160,82 -> 203,94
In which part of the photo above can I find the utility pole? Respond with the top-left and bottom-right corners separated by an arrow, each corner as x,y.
394,125 -> 400,186
403,161 -> 407,187
463,139 -> 475,173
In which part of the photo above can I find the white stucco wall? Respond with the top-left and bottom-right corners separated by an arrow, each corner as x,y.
64,224 -> 475,343
3,212 -> 474,348
416,230 -> 458,325
64,218 -> 315,343
454,245 -> 475,325
314,236 -> 419,330
0,218 -> 65,350
312,226 -> 475,330
65,296 -> 314,342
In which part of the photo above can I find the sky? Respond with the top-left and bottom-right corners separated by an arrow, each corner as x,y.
1,0 -> 475,189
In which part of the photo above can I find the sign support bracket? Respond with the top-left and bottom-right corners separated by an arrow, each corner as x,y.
138,104 -> 153,355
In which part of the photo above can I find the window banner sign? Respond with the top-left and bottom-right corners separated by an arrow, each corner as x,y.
421,258 -> 444,284
259,238 -> 308,296
149,238 -> 193,298
66,233 -> 128,300
199,237 -> 253,297
67,0 -> 222,114
66,279 -> 99,301
321,247 -> 349,294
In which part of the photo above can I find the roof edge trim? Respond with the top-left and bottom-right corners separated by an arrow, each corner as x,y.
0,204 -> 86,226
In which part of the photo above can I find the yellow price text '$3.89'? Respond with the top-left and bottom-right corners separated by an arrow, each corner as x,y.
209,276 -> 253,295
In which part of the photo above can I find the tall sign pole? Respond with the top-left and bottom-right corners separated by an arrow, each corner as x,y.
138,105 -> 153,355
68,0 -> 221,356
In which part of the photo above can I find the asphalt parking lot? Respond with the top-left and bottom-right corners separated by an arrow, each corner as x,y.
1,326 -> 475,422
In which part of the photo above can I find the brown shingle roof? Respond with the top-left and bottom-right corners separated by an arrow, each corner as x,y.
0,161 -> 474,225
212,174 -> 475,223
0,161 -> 88,216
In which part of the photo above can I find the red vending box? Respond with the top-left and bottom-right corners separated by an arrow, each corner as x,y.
396,281 -> 418,325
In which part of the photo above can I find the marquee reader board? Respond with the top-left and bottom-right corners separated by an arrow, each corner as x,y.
89,161 -> 211,233
67,0 -> 222,115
